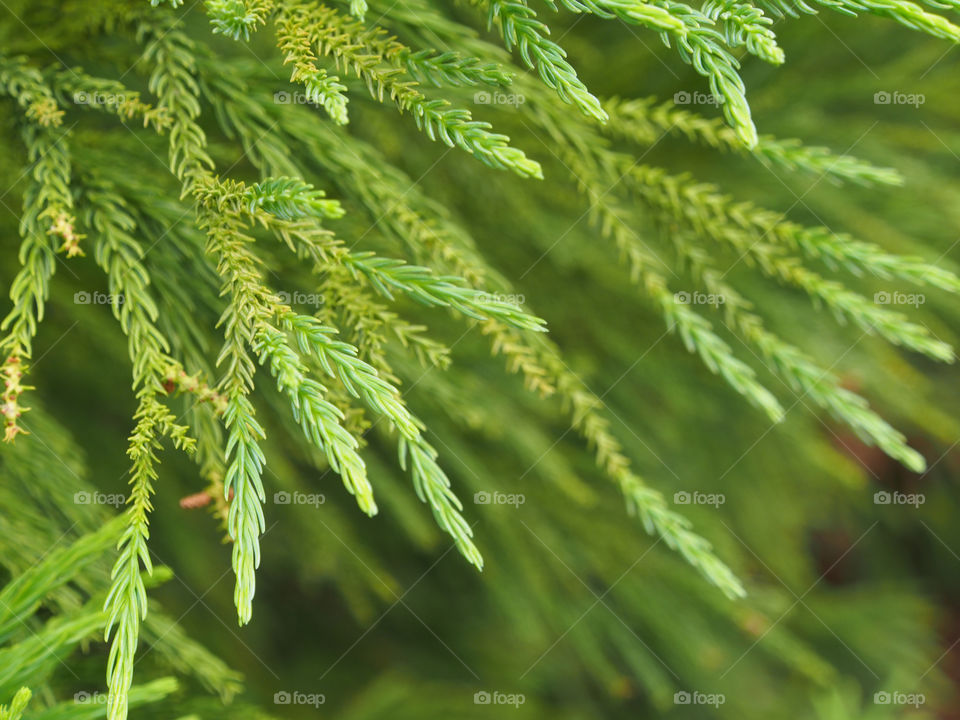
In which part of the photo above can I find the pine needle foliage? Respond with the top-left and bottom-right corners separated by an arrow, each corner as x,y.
0,1 -> 958,719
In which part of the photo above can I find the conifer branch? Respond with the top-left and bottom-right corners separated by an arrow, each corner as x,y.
0,61 -> 76,440
245,177 -> 345,220
602,96 -> 903,186
275,3 -> 350,124
559,149 -> 786,421
539,0 -> 760,145
759,0 -> 960,40
472,0 -> 608,121
268,216 -> 547,332
0,688 -> 30,720
702,0 -> 785,64
399,49 -> 513,88
301,1 -> 543,178
206,0 -> 274,40
285,312 -> 484,568
670,234 -> 927,470
52,69 -> 170,130
200,210 -> 270,626
104,395 -> 193,720
140,21 -> 215,193
623,163 -> 956,361
253,324 -> 376,514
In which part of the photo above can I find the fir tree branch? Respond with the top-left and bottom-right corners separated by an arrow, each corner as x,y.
539,0 -> 760,145
759,0 -> 960,40
623,163 -> 956,361
275,2 -> 350,124
471,0 -> 608,121
104,395 -> 193,720
670,234 -> 927,470
300,1 -> 543,178
702,0 -> 785,64
285,312 -> 484,568
51,69 -> 170,131
0,60 -> 77,440
602,96 -> 903,186
206,0 -> 274,40
0,688 -> 30,720
139,20 -> 215,193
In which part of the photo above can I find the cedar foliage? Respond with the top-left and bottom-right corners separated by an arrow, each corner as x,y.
0,0 -> 958,718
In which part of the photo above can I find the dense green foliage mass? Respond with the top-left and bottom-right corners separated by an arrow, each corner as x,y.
0,0 -> 959,718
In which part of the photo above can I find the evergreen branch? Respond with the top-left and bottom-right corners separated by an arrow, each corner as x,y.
623,164 -> 955,361
270,215 -> 547,332
559,150 -> 786,421
671,235 -> 927,470
207,54 -> 737,594
0,689 -> 30,720
0,94 -> 75,440
759,0 -> 960,40
253,324 -> 376,514
303,2 -> 542,178
139,21 -> 215,192
342,252 -> 548,332
83,182 -> 173,393
320,269 -> 453,378
472,0 -> 608,121
51,69 -> 170,131
276,3 -> 350,124
602,96 -> 903,186
539,0 -> 760,145
285,312 -> 483,569
702,0 -> 785,64
200,210 -> 270,625
0,517 -> 124,643
206,0 -> 274,40
399,49 -> 513,88
104,395 -> 193,720
246,176 -> 346,220
0,55 -> 64,127
220,392 -> 266,625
